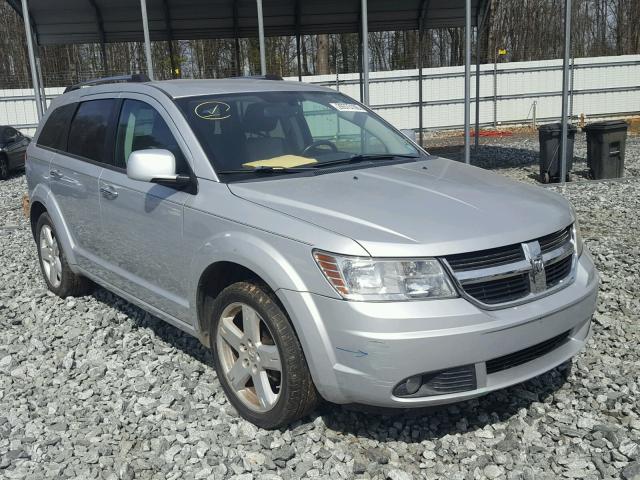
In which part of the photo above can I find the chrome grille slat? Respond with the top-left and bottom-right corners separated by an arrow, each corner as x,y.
446,244 -> 524,271
539,227 -> 572,253
444,225 -> 577,308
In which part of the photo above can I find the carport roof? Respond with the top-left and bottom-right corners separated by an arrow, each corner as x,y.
7,0 -> 487,45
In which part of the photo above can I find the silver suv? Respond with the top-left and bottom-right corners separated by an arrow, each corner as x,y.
26,76 -> 599,428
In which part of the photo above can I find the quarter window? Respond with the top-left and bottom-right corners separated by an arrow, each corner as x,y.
114,99 -> 187,173
67,99 -> 117,163
37,103 -> 77,151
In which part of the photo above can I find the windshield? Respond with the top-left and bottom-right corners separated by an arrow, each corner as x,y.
176,90 -> 420,179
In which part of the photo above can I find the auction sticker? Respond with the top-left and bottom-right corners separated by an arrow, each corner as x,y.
195,101 -> 231,120
329,102 -> 367,113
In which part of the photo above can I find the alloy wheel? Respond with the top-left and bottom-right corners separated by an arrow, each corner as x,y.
40,225 -> 62,288
216,302 -> 282,412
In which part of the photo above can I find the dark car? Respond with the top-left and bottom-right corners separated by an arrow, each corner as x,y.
0,126 -> 31,179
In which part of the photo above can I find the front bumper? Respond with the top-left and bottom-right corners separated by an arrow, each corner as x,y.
278,251 -> 599,407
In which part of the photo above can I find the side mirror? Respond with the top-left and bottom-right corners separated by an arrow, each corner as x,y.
126,149 -> 190,186
400,129 -> 417,142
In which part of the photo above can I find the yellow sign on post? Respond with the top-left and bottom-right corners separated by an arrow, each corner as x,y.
498,49 -> 507,56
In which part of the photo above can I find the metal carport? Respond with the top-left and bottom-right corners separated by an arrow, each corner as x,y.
6,0 -> 575,177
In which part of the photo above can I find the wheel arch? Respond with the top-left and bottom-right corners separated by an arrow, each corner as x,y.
29,200 -> 47,238
196,261 -> 268,347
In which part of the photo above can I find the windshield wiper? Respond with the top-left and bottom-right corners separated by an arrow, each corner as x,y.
313,153 -> 420,169
216,165 -> 316,175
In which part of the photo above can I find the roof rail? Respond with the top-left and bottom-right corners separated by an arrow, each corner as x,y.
64,73 -> 150,93
228,74 -> 284,81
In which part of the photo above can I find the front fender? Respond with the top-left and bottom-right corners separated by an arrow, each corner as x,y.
188,229 -> 345,396
188,229 -> 336,329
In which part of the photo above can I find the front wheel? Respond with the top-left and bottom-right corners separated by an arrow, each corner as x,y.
209,282 -> 318,428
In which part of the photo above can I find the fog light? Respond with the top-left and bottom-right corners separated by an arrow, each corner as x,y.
404,375 -> 422,395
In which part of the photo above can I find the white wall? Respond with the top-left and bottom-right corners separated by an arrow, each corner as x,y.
289,54 -> 640,131
1,55 -> 638,136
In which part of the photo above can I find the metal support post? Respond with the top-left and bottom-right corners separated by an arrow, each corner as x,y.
418,27 -> 424,147
295,0 -> 302,81
474,24 -> 481,150
256,0 -> 266,76
140,0 -> 154,80
361,0 -> 370,105
20,0 -> 43,120
560,0 -> 572,185
464,0 -> 471,164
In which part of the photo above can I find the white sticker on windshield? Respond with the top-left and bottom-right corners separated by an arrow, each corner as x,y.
329,102 -> 367,113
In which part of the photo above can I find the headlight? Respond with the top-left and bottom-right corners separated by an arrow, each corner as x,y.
570,205 -> 584,256
573,220 -> 584,256
313,251 -> 457,301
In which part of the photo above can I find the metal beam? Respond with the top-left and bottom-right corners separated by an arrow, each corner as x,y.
464,0 -> 471,164
20,0 -> 43,120
560,0 -> 572,184
140,0 -> 154,80
256,0 -> 267,75
361,0 -> 370,105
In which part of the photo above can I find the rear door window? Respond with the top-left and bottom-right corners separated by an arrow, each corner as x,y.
37,103 -> 77,150
67,99 -> 117,164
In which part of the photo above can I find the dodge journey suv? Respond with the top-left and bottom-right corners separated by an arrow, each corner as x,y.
26,75 -> 599,428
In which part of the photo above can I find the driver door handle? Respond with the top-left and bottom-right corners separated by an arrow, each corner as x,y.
100,185 -> 118,199
50,169 -> 63,179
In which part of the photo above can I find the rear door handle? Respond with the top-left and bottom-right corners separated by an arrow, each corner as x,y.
100,185 -> 119,199
50,169 -> 63,179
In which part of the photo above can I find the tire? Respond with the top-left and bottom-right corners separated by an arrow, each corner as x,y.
36,212 -> 92,298
209,281 -> 318,428
0,155 -> 9,180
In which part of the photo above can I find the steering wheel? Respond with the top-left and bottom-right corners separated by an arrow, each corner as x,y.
302,140 -> 338,156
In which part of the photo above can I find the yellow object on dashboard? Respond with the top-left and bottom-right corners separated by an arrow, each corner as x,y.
243,155 -> 317,169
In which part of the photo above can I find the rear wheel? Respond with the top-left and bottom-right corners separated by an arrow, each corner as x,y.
0,155 -> 9,180
209,282 -> 318,428
36,213 -> 91,298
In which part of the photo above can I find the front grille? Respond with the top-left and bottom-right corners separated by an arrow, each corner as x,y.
545,255 -> 573,288
444,225 -> 575,307
539,227 -> 571,254
463,274 -> 530,305
486,330 -> 571,374
446,244 -> 524,271
394,365 -> 477,397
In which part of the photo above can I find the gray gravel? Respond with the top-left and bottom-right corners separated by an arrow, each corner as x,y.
427,130 -> 640,184
1,159 -> 639,479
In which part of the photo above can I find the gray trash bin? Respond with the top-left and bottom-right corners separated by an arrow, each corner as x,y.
583,120 -> 628,179
538,123 -> 577,183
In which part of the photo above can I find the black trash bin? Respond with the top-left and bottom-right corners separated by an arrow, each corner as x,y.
583,120 -> 628,179
538,123 -> 577,183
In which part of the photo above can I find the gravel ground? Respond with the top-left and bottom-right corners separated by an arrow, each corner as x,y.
1,153 -> 639,480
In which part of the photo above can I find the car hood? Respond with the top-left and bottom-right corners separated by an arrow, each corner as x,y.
228,157 -> 574,257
